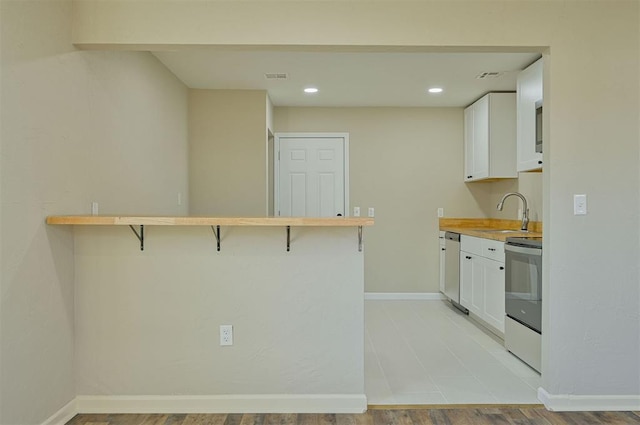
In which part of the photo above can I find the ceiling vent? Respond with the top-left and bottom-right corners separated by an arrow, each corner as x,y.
475,71 -> 505,79
264,73 -> 289,80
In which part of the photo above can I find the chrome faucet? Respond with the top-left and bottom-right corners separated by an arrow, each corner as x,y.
497,192 -> 529,231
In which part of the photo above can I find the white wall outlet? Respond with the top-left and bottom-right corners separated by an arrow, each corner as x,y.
368,207 -> 375,217
437,207 -> 444,218
517,208 -> 523,219
574,194 -> 587,215
353,206 -> 360,217
220,325 -> 233,346
91,202 -> 99,215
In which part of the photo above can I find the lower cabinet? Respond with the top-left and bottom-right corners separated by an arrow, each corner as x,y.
480,256 -> 506,332
439,231 -> 446,293
460,236 -> 506,334
460,251 -> 482,316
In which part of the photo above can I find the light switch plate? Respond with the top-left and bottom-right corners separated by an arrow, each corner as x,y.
437,208 -> 444,217
574,194 -> 587,215
368,207 -> 375,218
353,207 -> 360,217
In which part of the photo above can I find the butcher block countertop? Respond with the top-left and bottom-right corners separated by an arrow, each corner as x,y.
46,215 -> 374,227
440,218 -> 542,242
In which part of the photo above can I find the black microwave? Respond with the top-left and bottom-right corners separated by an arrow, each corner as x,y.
535,100 -> 543,153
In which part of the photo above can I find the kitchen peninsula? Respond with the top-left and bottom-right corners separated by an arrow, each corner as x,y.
46,215 -> 373,413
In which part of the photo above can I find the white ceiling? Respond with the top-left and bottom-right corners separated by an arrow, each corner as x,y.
153,50 -> 540,107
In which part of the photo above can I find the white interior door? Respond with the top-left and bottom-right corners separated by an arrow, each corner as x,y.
275,133 -> 348,217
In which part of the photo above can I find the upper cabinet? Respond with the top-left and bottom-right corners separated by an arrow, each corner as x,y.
464,93 -> 517,182
517,58 -> 543,172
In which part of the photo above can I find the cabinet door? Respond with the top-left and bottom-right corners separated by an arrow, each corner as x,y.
469,255 -> 484,317
471,96 -> 490,179
464,95 -> 492,181
460,252 -> 473,309
482,257 -> 506,333
517,58 -> 543,172
439,235 -> 446,293
463,106 -> 475,181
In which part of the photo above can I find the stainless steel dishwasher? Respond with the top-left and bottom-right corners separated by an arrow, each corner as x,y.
444,232 -> 468,314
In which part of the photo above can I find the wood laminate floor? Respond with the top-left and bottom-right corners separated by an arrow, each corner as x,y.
65,409 -> 640,425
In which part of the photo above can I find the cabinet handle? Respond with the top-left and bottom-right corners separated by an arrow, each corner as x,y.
499,266 -> 505,270
466,256 -> 472,260
441,248 -> 446,251
488,248 -> 496,251
538,160 -> 543,165
467,175 -> 473,179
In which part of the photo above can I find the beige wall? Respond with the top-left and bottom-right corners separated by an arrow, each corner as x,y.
28,0 -> 640,411
74,226 -> 365,407
189,90 -> 268,216
0,1 -> 189,424
488,173 -> 543,223
275,107 -> 489,293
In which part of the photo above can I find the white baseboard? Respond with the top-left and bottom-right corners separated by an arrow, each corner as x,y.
364,292 -> 445,301
538,387 -> 640,411
76,394 -> 367,414
41,399 -> 77,425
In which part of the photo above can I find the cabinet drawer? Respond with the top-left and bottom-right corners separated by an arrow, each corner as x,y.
482,238 -> 505,262
460,235 -> 483,256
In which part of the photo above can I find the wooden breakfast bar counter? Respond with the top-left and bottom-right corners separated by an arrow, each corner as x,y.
47,215 -> 373,252
46,215 -> 373,413
46,215 -> 375,226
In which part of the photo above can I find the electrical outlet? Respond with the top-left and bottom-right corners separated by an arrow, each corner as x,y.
368,207 -> 375,217
91,202 -> 99,215
220,325 -> 233,346
353,207 -> 360,217
437,207 -> 444,218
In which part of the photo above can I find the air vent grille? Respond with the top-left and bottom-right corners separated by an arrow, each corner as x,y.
476,71 -> 505,79
265,73 -> 289,80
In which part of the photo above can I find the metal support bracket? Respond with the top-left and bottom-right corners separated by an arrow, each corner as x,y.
129,225 -> 144,251
211,225 -> 221,252
358,226 -> 363,252
286,226 -> 291,252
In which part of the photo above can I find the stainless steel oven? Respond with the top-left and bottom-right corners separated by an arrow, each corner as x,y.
505,237 -> 542,332
504,236 -> 542,372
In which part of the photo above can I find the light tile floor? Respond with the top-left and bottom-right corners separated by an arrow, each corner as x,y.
365,299 -> 541,405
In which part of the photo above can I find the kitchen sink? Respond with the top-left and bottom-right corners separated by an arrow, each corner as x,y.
492,229 -> 525,233
471,229 -> 524,234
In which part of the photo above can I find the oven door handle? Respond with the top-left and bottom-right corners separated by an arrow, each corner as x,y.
505,244 -> 542,256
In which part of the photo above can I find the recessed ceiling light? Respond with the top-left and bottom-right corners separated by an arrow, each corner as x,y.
304,87 -> 319,94
428,87 -> 444,94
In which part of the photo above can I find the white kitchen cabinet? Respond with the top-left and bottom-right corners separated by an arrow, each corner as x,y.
459,235 -> 506,334
480,256 -> 506,332
464,93 -> 517,182
517,58 -> 543,172
469,256 -> 485,317
439,231 -> 446,293
459,251 -> 474,310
